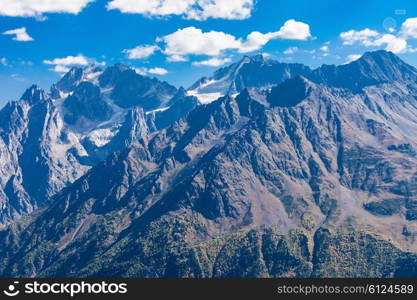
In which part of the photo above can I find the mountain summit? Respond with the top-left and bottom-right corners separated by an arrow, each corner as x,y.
188,54 -> 312,103
310,50 -> 417,91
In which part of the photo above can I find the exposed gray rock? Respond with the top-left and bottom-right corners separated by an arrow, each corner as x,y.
1,51 -> 417,277
0,64 -> 193,225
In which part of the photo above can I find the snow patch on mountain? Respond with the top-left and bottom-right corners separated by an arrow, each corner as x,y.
186,90 -> 223,104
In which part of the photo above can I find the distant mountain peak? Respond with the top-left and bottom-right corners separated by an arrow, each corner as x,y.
309,50 -> 417,91
188,54 -> 312,103
113,63 -> 130,72
52,65 -> 104,96
245,53 -> 269,64
21,85 -> 48,104
53,67 -> 84,94
352,50 -> 410,69
361,49 -> 396,59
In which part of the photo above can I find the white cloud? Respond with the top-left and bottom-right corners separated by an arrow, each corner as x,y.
269,19 -> 312,40
148,67 -> 168,75
283,46 -> 298,54
123,45 -> 159,59
3,27 -> 33,42
51,65 -> 71,73
107,0 -> 254,20
368,34 -> 407,54
108,0 -> 197,16
340,28 -> 408,54
134,67 -> 168,75
238,19 -> 313,53
44,55 -> 90,66
192,57 -> 231,67
401,17 -> 417,39
237,19 -> 312,53
320,45 -> 329,52
43,54 -> 102,73
160,26 -> 241,57
340,28 -> 379,45
238,31 -> 271,53
0,57 -> 7,66
0,0 -> 95,17
344,54 -> 361,64
187,0 -> 253,21
159,20 -> 312,60
167,54 -> 188,62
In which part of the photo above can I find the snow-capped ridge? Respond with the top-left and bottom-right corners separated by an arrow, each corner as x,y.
188,53 -> 312,104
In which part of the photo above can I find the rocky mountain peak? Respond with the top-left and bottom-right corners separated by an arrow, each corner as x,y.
355,50 -> 417,80
242,53 -> 269,65
309,50 -> 417,91
188,54 -> 312,103
20,85 -> 48,105
54,67 -> 84,93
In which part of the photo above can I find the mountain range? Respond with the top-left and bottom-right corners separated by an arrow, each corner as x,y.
1,50 -> 417,277
0,64 -> 198,225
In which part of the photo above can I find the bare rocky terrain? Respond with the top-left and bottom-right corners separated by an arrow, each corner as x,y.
1,50 -> 417,277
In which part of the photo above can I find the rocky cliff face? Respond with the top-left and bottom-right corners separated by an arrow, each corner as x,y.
0,64 -> 196,225
1,51 -> 417,277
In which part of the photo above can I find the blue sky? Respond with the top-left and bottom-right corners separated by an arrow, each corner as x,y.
1,0 -> 417,106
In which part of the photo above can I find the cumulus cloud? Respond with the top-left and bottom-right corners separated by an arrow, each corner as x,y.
320,45 -> 329,52
283,46 -> 298,55
340,28 -> 408,54
401,17 -> 417,39
344,54 -> 361,64
0,0 -> 95,17
166,55 -> 188,62
134,67 -> 168,75
0,57 -> 7,66
340,28 -> 379,45
159,20 -> 312,60
192,57 -> 232,67
187,0 -> 253,20
44,55 -> 90,66
368,34 -> 407,54
237,31 -> 271,53
107,0 -> 254,20
123,45 -> 159,59
50,65 -> 72,73
159,26 -> 241,58
269,19 -> 313,40
43,55 -> 102,73
3,27 -> 34,42
238,20 -> 312,53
